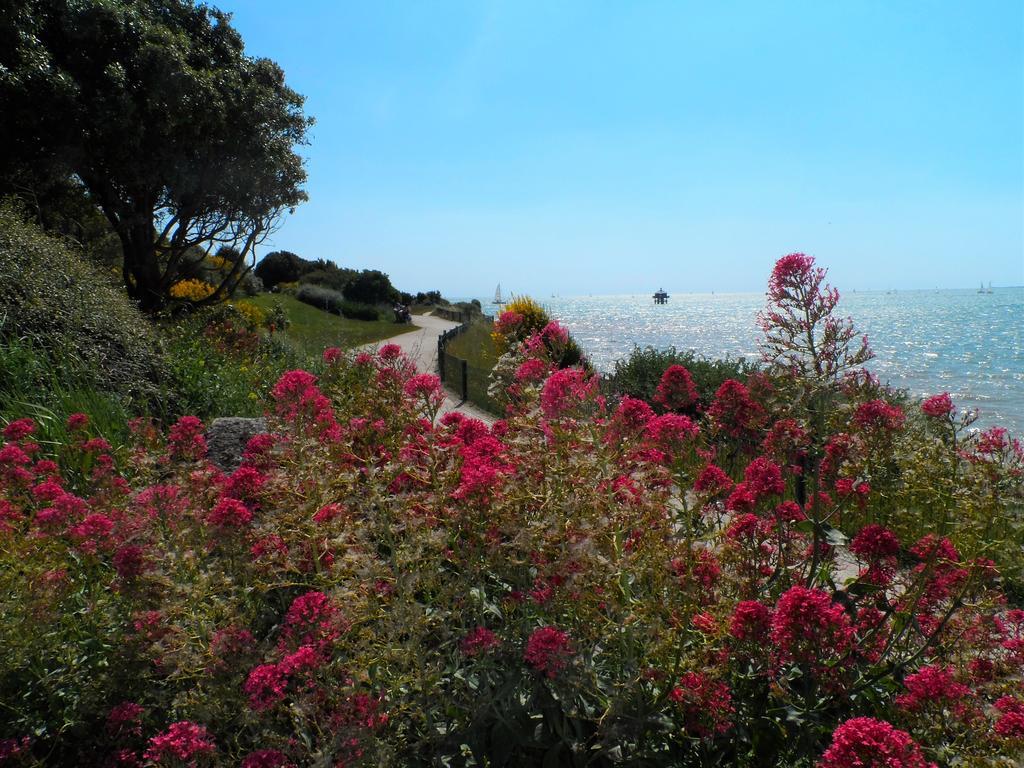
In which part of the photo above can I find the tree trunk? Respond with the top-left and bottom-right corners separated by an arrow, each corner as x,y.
118,215 -> 164,312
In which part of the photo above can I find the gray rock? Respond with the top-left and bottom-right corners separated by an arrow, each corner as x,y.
207,417 -> 268,472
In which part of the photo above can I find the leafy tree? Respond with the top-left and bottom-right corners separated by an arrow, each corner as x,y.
0,0 -> 311,310
342,269 -> 399,305
254,250 -> 305,288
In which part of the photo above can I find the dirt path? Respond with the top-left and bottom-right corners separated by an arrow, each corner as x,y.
365,314 -> 497,424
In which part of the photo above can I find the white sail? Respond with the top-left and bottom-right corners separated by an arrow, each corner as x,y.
493,284 -> 505,304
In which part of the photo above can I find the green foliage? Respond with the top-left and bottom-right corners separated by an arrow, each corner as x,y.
161,313 -> 306,419
342,269 -> 400,306
0,203 -> 166,408
606,345 -> 758,406
0,0 -> 311,310
295,284 -> 381,321
0,334 -> 132,451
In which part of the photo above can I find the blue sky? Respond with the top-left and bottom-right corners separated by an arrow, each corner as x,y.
220,1 -> 1023,297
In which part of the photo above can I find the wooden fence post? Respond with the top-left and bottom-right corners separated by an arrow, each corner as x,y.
461,359 -> 468,401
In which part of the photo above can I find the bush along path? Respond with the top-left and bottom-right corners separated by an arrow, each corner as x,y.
0,254 -> 1022,766
364,312 -> 496,424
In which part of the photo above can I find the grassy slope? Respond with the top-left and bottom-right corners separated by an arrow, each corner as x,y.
446,320 -> 499,369
250,293 -> 415,355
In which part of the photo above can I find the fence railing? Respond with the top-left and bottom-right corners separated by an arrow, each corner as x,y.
437,322 -> 501,415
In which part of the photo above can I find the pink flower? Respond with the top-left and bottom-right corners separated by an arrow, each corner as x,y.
819,717 -> 934,768
653,365 -> 698,411
67,513 -> 115,553
66,413 -> 89,431
541,321 -> 569,346
514,358 -> 550,383
729,600 -> 771,643
743,457 -> 784,498
767,252 -> 817,299
378,343 -> 403,361
850,525 -> 901,560
281,591 -> 341,652
207,497 -> 253,528
242,433 -> 276,468
707,380 -> 765,439
167,416 -> 207,461
403,374 -> 445,410
895,665 -> 971,713
2,418 -> 35,441
539,368 -> 597,419
107,702 -> 144,737
223,466 -> 266,501
853,399 -> 905,431
995,697 -> 1024,738
725,483 -> 757,513
244,664 -> 289,711
610,396 -> 655,435
0,444 -> 32,467
143,721 -> 216,765
494,310 -> 524,337
644,413 -> 700,454
322,347 -> 342,364
693,464 -> 733,496
113,545 -> 150,579
312,503 -> 345,524
461,627 -> 500,656
668,671 -> 734,737
921,392 -> 954,418
81,437 -> 112,454
524,626 -> 572,678
770,586 -> 853,666
453,436 -> 512,499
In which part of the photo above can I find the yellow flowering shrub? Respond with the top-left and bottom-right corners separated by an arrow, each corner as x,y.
232,300 -> 267,328
491,294 -> 551,352
205,255 -> 232,271
169,279 -> 217,302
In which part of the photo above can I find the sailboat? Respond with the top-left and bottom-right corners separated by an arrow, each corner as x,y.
492,284 -> 506,306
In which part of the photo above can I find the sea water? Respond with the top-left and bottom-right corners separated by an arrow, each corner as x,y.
478,288 -> 1024,435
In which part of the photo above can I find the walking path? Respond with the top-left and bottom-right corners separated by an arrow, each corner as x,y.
364,313 -> 496,424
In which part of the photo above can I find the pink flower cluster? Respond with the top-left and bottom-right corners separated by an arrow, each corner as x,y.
707,379 -> 764,439
770,586 -> 853,666
653,365 -> 698,411
167,416 -> 207,461
539,368 -> 596,419
921,392 -> 954,418
668,671 -> 734,737
244,645 -> 319,711
143,721 -> 216,765
895,665 -> 972,714
461,627 -> 500,656
524,626 -> 572,678
853,399 -> 906,432
818,717 -> 935,768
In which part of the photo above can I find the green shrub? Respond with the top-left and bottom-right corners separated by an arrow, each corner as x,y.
161,310 -> 309,419
605,345 -> 757,407
0,202 -> 167,409
296,283 -> 346,314
295,284 -> 380,321
339,301 -> 379,321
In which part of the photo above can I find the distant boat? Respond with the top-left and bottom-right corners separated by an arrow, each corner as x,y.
978,281 -> 993,294
492,284 -> 506,306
